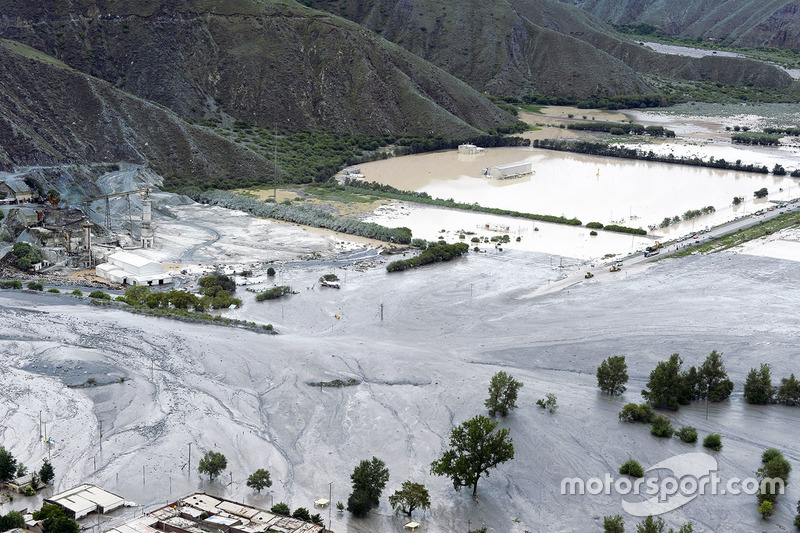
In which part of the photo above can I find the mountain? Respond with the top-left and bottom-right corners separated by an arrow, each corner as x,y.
558,0 -> 800,51
0,0 -> 513,137
309,0 -> 794,97
0,38 -> 274,184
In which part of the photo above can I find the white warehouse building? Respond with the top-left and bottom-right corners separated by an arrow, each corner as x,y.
96,250 -> 172,286
484,161 -> 533,179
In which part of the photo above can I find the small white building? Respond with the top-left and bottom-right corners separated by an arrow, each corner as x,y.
44,484 -> 125,519
484,161 -> 533,179
458,144 -> 485,155
96,251 -> 171,286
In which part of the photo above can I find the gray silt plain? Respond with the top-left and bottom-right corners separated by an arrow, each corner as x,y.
1,246 -> 799,533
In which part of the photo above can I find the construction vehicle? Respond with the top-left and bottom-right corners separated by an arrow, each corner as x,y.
610,265 -> 621,272
644,249 -> 660,258
645,241 -> 664,253
585,272 -> 594,279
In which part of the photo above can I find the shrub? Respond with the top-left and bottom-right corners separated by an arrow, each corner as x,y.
471,237 -> 480,243
270,503 -> 290,516
267,267 -> 276,276
759,500 -> 773,519
619,459 -> 644,478
291,508 -> 311,521
650,415 -> 674,438
47,288 -> 60,293
703,434 -> 722,451
536,393 -> 558,414
26,281 -> 44,291
587,222 -> 606,229
24,485 -> 36,496
677,426 -> 698,443
589,230 -> 598,236
618,402 -> 655,423
0,280 -> 23,289
71,289 -> 83,297
88,291 -> 110,300
256,286 -> 292,301
320,274 -> 339,282
603,515 -> 624,533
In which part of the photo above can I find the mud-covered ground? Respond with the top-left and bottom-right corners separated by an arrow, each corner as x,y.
1,243 -> 798,532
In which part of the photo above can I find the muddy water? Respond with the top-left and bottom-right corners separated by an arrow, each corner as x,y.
356,148 -> 800,232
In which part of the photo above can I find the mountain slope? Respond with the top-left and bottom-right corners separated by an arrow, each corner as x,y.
309,0 -> 794,98
0,0 -> 513,137
0,39 -> 274,184
559,0 -> 800,50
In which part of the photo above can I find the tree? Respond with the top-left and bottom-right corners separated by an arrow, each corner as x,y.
744,364 -> 774,404
388,481 -> 431,516
759,500 -> 774,519
597,356 -> 628,396
642,354 -> 687,410
703,434 -> 722,451
697,350 -> 734,401
777,374 -> 800,406
677,426 -> 698,443
43,516 -> 79,533
33,505 -> 66,521
484,371 -> 523,416
650,415 -> 674,438
603,515 -> 624,533
39,459 -> 55,484
619,403 -> 655,423
0,446 -> 17,482
754,187 -> 768,199
536,393 -> 558,414
198,451 -> 227,480
636,515 -> 665,532
270,503 -> 290,516
16,463 -> 27,477
0,511 -> 25,532
619,459 -> 644,478
291,508 -> 311,521
246,468 -> 272,493
430,415 -> 514,496
732,196 -> 743,206
347,457 -> 389,517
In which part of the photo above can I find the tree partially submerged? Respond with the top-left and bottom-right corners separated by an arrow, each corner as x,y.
388,481 -> 431,516
698,350 -> 734,402
198,451 -> 227,480
485,371 -> 523,417
744,364 -> 775,404
430,415 -> 514,496
597,355 -> 628,396
246,468 -> 272,493
347,457 -> 389,517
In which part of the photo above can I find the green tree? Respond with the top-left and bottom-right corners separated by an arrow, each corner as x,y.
198,451 -> 227,480
43,516 -> 79,533
603,515 -> 625,533
642,354 -> 686,410
677,426 -> 698,443
754,187 -> 768,199
744,364 -> 774,404
485,371 -> 523,416
0,511 -> 25,531
650,415 -> 674,438
777,374 -> 800,406
347,457 -> 389,517
33,505 -> 66,521
16,463 -> 27,477
0,445 -> 17,482
39,459 -> 55,484
703,434 -> 722,451
619,459 -> 644,478
246,468 -> 272,493
388,481 -> 431,516
291,508 -> 311,521
619,403 -> 655,423
759,500 -> 773,519
270,503 -> 290,516
636,516 -> 665,533
698,350 -> 734,402
430,415 -> 514,496
597,355 -> 628,396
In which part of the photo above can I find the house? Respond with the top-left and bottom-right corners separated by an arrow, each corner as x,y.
4,473 -> 35,494
44,484 -> 125,520
458,144 -> 485,155
95,251 -> 172,286
483,161 -> 533,179
0,179 -> 35,204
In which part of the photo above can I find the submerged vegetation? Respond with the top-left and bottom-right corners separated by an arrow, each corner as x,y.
387,242 -> 470,272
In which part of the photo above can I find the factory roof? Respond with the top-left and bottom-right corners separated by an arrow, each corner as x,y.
491,161 -> 532,170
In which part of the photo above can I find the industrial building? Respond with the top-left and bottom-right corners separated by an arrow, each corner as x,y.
105,493 -> 325,533
0,178 -> 35,204
95,250 -> 171,286
483,161 -> 533,179
44,484 -> 125,519
458,144 -> 485,155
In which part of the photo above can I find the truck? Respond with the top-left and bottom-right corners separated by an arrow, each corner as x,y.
644,249 -> 660,258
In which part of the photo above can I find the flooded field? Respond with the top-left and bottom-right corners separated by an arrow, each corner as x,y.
357,148 -> 799,238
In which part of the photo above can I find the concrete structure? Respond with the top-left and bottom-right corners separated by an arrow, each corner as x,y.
140,189 -> 155,248
44,484 -> 125,519
106,493 -> 324,533
95,251 -> 171,286
0,179 -> 34,204
458,144 -> 485,155
483,161 -> 533,179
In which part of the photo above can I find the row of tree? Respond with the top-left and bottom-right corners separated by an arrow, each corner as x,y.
566,121 -> 675,137
386,242 -> 470,272
604,514 -> 693,532
744,365 -> 800,405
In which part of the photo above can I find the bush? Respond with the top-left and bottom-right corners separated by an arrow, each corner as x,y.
677,426 -> 698,443
618,402 -> 655,423
270,503 -> 290,516
589,230 -> 598,236
26,281 -> 43,291
1,280 -> 23,289
89,290 -> 111,300
291,508 -> 311,521
267,267 -> 276,276
47,288 -> 60,293
71,289 -> 83,297
703,434 -> 722,451
256,286 -> 292,301
320,274 -> 339,282
650,415 -> 674,438
619,459 -> 644,478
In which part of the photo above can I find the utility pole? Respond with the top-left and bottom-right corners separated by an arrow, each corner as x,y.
188,443 -> 191,476
273,127 -> 278,202
99,420 -> 103,452
328,482 -> 333,531
39,411 -> 42,440
380,303 -> 384,321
